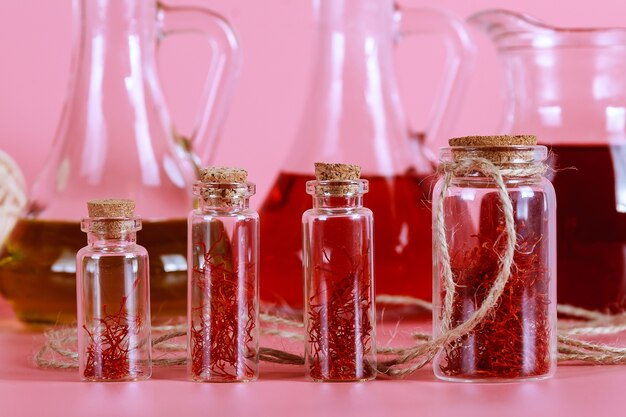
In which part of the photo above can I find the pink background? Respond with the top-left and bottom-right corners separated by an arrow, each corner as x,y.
3,0 -> 626,207
2,3 -> 626,415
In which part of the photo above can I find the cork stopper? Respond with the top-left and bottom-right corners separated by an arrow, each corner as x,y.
197,166 -> 252,207
312,162 -> 364,196
85,199 -> 137,236
87,199 -> 135,218
200,167 -> 248,183
314,162 -> 361,181
449,135 -> 537,147
448,135 -> 538,165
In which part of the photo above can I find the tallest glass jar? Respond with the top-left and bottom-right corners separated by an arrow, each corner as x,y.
259,0 -> 475,309
432,135 -> 557,381
0,0 -> 241,324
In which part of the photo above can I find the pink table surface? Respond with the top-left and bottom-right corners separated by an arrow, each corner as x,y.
0,296 -> 623,417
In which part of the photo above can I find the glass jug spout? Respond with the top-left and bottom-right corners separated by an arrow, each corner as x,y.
469,9 -> 626,142
469,9 -> 626,49
467,9 -> 551,45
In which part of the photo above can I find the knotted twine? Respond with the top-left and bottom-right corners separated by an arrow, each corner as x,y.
34,158 -> 626,375
376,156 -> 547,376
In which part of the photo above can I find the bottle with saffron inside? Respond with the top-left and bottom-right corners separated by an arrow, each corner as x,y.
188,167 -> 259,382
76,199 -> 151,382
432,135 -> 556,382
303,163 -> 376,382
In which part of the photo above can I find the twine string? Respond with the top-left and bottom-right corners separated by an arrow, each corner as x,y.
34,297 -> 626,372
376,157 -> 540,376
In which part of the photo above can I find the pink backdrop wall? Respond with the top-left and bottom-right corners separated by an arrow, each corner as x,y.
2,0 -> 626,208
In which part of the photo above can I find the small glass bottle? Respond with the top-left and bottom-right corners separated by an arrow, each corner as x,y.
432,135 -> 557,382
303,163 -> 376,382
188,167 -> 259,382
76,199 -> 151,382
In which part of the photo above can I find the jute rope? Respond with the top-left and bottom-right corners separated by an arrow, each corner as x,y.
32,158 -> 626,376
375,158 -> 547,376
35,317 -> 307,370
34,297 -> 626,373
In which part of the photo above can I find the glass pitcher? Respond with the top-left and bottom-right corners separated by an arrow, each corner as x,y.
469,9 -> 626,311
259,0 -> 475,310
0,0 -> 240,324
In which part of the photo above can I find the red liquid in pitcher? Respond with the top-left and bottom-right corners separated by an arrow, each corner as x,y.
548,144 -> 626,311
259,171 -> 434,309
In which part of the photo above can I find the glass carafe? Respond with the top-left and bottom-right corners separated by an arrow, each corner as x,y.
0,0 -> 240,324
259,0 -> 475,310
469,10 -> 626,311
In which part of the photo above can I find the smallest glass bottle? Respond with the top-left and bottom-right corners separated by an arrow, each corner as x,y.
303,163 -> 376,382
188,167 -> 259,382
76,199 -> 151,382
432,135 -> 557,382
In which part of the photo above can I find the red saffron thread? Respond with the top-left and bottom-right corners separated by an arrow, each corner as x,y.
439,192 -> 552,379
307,243 -> 375,381
190,227 -> 256,380
83,279 -> 142,380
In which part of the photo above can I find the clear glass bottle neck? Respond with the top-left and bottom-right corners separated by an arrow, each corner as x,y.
198,197 -> 250,213
77,0 -> 156,54
307,180 -> 368,208
194,182 -> 255,213
312,195 -> 364,209
74,0 -> 157,85
312,0 -> 397,106
87,232 -> 137,248
316,0 -> 395,35
81,218 -> 141,247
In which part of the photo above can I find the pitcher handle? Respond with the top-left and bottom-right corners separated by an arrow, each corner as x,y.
395,5 -> 475,147
157,3 -> 242,172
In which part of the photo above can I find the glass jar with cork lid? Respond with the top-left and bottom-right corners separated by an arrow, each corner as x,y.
432,135 -> 557,382
303,162 -> 376,382
187,167 -> 259,382
76,199 -> 152,382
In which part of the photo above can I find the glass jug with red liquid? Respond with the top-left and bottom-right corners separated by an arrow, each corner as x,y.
0,0 -> 240,324
470,10 -> 626,311
259,0 -> 475,310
